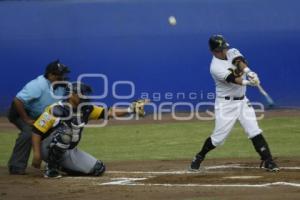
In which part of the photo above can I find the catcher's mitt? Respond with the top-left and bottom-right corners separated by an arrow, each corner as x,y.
129,99 -> 150,117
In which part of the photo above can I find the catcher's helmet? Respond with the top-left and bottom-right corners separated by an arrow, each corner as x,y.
66,82 -> 93,100
209,35 -> 230,51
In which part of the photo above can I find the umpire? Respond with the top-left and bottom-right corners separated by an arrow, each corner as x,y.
7,60 -> 70,175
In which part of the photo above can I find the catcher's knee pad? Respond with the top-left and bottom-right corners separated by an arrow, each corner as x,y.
51,125 -> 73,149
91,160 -> 106,176
48,126 -> 72,168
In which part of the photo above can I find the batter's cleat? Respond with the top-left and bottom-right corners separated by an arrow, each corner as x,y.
189,155 -> 204,171
44,168 -> 62,178
260,159 -> 280,172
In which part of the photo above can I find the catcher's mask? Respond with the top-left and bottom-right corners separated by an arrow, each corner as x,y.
66,82 -> 93,103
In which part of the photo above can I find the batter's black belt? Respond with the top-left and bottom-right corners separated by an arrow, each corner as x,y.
224,95 -> 245,100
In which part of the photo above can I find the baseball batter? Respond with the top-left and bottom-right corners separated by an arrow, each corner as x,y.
31,82 -> 147,178
189,35 -> 279,171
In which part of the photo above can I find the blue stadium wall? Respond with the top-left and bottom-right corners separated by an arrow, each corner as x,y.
0,0 -> 299,114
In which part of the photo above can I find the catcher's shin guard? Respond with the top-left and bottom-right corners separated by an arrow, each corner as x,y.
91,160 -> 106,176
48,145 -> 66,170
61,160 -> 106,176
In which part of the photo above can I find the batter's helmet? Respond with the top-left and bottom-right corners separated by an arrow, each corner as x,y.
209,35 -> 230,51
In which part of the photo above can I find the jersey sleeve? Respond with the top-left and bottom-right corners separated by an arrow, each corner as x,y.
210,65 -> 232,81
226,48 -> 244,64
33,106 -> 58,134
89,106 -> 105,120
16,80 -> 42,103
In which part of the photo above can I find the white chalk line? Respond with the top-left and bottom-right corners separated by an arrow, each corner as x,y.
64,164 -> 300,180
100,178 -> 148,185
107,164 -> 300,175
223,176 -> 262,179
99,179 -> 300,188
65,164 -> 300,188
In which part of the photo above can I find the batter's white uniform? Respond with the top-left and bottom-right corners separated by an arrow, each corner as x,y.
210,48 -> 262,146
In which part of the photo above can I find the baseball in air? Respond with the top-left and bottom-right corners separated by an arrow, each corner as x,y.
168,16 -> 177,26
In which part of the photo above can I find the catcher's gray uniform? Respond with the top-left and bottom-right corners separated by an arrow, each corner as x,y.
33,101 -> 105,176
40,129 -> 99,174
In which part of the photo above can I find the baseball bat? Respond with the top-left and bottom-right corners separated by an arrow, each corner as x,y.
257,84 -> 274,107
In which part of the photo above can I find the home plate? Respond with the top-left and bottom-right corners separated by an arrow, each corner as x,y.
223,176 -> 262,179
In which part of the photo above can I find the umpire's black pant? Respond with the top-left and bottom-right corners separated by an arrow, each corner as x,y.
7,104 -> 33,172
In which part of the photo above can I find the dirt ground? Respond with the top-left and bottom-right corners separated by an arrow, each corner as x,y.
1,109 -> 300,200
0,158 -> 300,200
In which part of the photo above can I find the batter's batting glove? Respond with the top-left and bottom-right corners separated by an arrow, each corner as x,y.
247,71 -> 258,79
128,99 -> 150,117
249,77 -> 260,86
247,72 -> 260,86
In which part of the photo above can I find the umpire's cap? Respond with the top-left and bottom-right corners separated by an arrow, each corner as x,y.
209,35 -> 230,51
45,59 -> 70,76
66,82 -> 93,98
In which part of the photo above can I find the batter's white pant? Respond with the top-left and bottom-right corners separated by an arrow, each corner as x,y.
211,97 -> 262,146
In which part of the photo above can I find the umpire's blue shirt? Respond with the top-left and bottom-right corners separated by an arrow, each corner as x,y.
16,75 -> 65,119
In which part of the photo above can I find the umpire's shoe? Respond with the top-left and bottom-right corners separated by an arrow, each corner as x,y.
189,155 -> 204,171
44,167 -> 62,178
9,166 -> 26,175
261,159 -> 280,172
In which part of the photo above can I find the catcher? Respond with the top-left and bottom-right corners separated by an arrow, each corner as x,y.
31,82 -> 148,178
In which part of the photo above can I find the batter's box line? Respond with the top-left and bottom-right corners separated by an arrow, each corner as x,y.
63,164 -> 300,182
106,164 -> 300,175
99,180 -> 300,188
